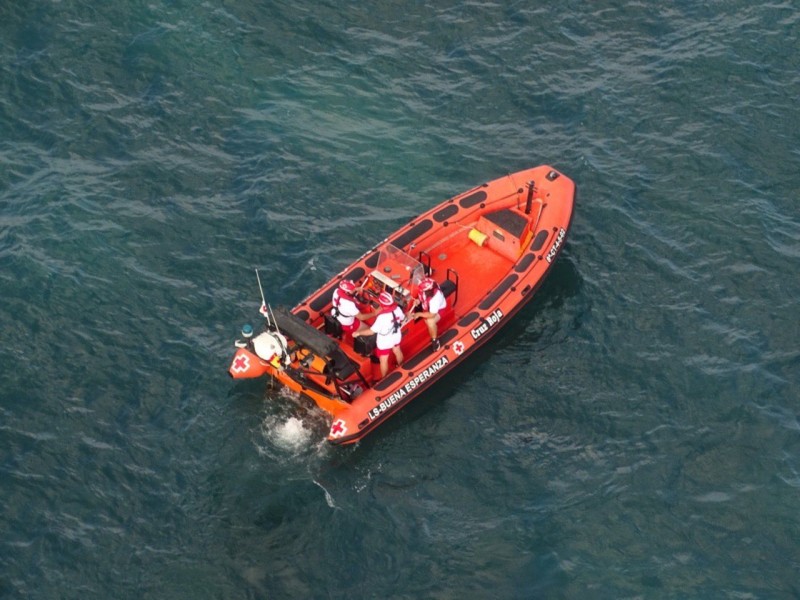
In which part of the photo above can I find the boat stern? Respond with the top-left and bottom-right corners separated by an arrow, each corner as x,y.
228,324 -> 286,379
228,347 -> 272,379
326,412 -> 368,445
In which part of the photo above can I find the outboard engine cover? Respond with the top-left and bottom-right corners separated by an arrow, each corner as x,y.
252,331 -> 288,362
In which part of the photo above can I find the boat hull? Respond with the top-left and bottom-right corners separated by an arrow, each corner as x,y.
229,165 -> 576,445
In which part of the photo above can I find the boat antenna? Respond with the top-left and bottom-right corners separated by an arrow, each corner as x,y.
255,269 -> 287,361
267,303 -> 289,362
268,304 -> 282,338
255,268 -> 272,328
525,180 -> 536,215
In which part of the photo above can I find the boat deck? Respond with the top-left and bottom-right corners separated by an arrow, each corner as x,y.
333,232 -> 516,383
423,229 -> 514,316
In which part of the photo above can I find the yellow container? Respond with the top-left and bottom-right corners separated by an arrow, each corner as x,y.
468,228 -> 488,247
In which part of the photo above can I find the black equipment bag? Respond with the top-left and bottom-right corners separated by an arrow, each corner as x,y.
354,333 -> 377,357
323,313 -> 342,339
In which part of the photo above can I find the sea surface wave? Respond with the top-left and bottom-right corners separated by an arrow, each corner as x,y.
2,1 -> 799,598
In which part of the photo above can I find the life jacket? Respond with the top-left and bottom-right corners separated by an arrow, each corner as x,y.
419,284 -> 440,312
377,303 -> 403,334
391,308 -> 402,333
331,289 -> 353,318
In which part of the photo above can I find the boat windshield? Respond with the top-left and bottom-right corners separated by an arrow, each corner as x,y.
367,244 -> 425,299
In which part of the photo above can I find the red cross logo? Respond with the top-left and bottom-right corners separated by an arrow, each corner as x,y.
330,419 -> 347,438
232,354 -> 250,373
453,341 -> 465,356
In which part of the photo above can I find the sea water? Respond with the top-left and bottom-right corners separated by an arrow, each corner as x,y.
1,1 -> 799,598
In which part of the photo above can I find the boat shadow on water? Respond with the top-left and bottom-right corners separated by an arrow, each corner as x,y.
491,251 -> 583,351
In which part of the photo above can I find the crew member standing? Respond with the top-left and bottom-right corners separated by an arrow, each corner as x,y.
354,291 -> 405,378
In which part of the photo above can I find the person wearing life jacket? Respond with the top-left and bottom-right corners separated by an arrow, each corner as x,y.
353,291 -> 405,378
331,279 -> 374,336
412,277 -> 446,351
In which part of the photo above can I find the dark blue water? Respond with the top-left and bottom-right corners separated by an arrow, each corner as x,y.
2,1 -> 799,598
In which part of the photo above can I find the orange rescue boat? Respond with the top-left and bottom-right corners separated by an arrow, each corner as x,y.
228,165 -> 576,445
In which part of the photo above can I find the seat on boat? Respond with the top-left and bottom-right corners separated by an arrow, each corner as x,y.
473,207 -> 536,261
483,208 -> 528,238
440,278 -> 456,299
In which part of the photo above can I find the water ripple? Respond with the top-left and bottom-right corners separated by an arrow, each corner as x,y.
2,1 -> 800,598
